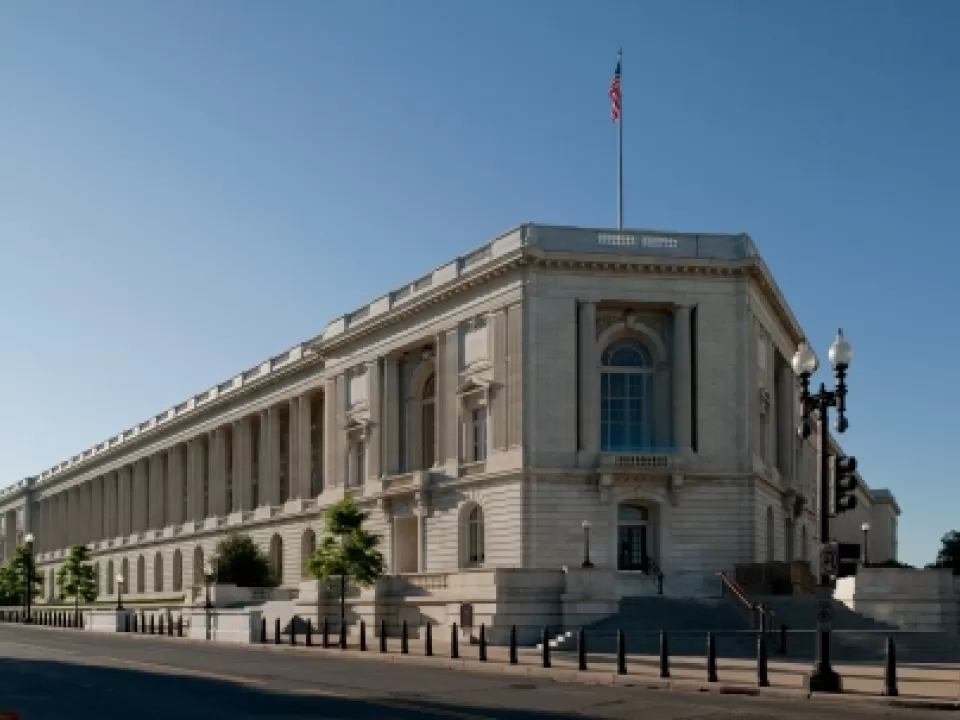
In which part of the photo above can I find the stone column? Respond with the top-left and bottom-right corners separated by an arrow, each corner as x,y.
439,329 -> 459,464
187,439 -> 204,522
673,306 -> 693,452
165,447 -> 181,526
262,407 -> 281,505
91,477 -> 101,543
490,309 -> 508,452
287,398 -> 300,500
322,378 -> 342,487
296,395 -> 313,498
578,301 -> 599,466
382,358 -> 400,476
367,361 -> 381,482
210,428 -> 227,517
232,418 -> 248,511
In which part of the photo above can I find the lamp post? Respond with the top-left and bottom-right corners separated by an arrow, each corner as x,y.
116,573 -> 125,611
792,328 -> 853,694
861,523 -> 871,567
23,533 -> 34,624
581,520 -> 593,569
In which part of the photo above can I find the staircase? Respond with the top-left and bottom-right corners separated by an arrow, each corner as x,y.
538,596 -> 761,658
756,595 -> 960,664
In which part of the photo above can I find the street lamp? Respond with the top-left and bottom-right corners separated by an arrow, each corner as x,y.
116,572 -> 125,610
792,328 -> 853,694
861,523 -> 871,567
581,520 -> 594,568
23,533 -> 34,624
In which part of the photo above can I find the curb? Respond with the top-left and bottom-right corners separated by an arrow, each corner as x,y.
6,624 -> 960,710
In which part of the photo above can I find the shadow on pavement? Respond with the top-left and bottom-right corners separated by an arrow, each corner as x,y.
0,657 -> 584,720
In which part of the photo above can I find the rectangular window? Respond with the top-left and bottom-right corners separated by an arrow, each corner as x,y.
472,407 -> 487,462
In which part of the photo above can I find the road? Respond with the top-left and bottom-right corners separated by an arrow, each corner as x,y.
0,625 -> 939,719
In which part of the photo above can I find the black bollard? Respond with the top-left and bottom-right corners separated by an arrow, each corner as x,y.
425,623 -> 433,657
133,614 -> 138,633
360,619 -> 366,651
706,632 -> 718,683
541,626 -> 551,668
616,629 -> 626,675
379,619 -> 387,653
450,622 -> 459,659
659,631 -> 670,679
323,618 -> 329,648
339,619 -> 347,650
479,623 -> 487,662
401,620 -> 409,655
168,614 -> 174,637
509,625 -> 517,665
780,624 -> 788,655
274,617 -> 281,645
306,618 -> 313,647
577,627 -> 587,672
290,618 -> 296,646
882,636 -> 899,697
259,617 -> 266,643
126,614 -> 132,633
159,615 -> 164,635
756,633 -> 769,688
150,615 -> 155,635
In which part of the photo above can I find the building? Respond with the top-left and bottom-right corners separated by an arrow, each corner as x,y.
0,223 -> 899,631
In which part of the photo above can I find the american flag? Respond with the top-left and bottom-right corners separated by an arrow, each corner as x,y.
608,60 -> 622,121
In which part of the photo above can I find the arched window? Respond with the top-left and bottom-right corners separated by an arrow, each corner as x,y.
193,547 -> 204,587
136,555 -> 145,593
618,504 -> 650,571
466,505 -> 484,567
421,374 -> 436,469
301,529 -> 316,580
600,339 -> 655,452
154,552 -> 164,593
270,534 -> 284,585
106,560 -> 115,596
172,550 -> 183,592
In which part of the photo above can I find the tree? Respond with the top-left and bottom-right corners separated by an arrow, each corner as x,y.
933,530 -> 960,574
306,496 -> 384,643
56,545 -> 98,623
211,533 -> 276,587
0,545 -> 42,608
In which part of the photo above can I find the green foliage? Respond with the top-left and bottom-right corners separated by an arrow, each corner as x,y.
0,544 -> 42,606
306,496 -> 384,586
934,530 -> 960,574
56,545 -> 98,605
211,533 -> 276,587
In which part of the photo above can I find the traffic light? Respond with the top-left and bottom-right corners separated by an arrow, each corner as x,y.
833,455 -> 858,514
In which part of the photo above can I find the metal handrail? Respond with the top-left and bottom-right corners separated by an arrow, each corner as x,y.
716,572 -> 781,650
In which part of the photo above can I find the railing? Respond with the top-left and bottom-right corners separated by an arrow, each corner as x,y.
717,572 -> 780,651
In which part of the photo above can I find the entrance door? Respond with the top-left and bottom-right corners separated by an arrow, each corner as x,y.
617,504 -> 651,571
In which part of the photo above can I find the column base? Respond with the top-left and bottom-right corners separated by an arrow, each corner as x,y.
804,666 -> 842,693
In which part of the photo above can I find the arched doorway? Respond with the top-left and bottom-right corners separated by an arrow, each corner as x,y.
617,504 -> 651,571
269,534 -> 283,585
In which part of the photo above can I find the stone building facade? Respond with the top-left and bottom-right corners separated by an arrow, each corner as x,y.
0,224 -> 899,625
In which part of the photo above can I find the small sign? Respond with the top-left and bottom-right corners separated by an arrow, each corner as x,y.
820,543 -> 839,576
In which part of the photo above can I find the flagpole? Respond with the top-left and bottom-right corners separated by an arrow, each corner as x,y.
617,47 -> 623,231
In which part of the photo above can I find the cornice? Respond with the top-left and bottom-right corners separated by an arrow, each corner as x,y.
314,249 -> 529,355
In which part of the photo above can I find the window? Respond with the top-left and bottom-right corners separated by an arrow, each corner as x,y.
601,339 -> 654,452
421,374 -> 436,469
472,407 -> 487,462
467,505 -> 484,566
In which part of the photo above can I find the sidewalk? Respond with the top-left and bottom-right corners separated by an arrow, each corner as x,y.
254,631 -> 960,706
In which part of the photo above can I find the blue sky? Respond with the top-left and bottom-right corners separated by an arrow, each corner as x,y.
1,1 -> 957,566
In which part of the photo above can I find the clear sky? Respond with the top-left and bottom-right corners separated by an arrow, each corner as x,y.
1,1 -> 957,567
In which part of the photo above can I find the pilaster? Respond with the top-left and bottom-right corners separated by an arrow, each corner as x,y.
382,357 -> 400,476
490,308 -> 508,451
673,305 -> 693,453
578,301 -> 599,466
296,394 -> 313,498
367,360 -> 382,481
323,378 -> 338,489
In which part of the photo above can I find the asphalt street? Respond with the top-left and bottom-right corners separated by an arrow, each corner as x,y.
0,625 -> 941,719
